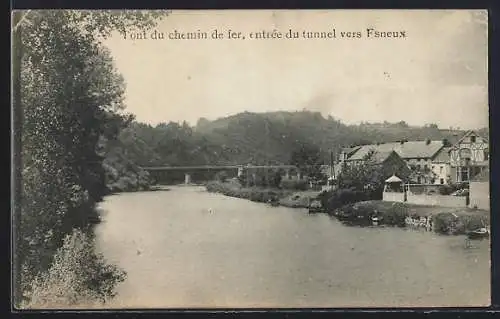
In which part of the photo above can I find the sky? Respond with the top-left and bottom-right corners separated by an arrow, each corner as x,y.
103,10 -> 488,130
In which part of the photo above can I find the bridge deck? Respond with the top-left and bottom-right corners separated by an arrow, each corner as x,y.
141,165 -> 298,171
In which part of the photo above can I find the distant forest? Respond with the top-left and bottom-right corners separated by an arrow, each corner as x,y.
105,110 -> 488,168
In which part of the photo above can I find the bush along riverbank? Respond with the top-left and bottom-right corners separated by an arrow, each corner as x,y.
101,137 -> 153,194
205,180 -> 323,208
331,200 -> 490,236
103,154 -> 151,194
22,229 -> 126,308
206,180 -> 373,210
206,180 -> 290,203
317,187 -> 489,236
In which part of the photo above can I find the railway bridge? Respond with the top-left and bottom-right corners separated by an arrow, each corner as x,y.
140,164 -> 301,185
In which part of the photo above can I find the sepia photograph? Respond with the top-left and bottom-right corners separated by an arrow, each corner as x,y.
12,9 -> 490,309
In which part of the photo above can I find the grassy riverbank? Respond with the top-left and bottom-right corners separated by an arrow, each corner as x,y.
278,190 -> 323,208
205,180 -> 321,208
335,200 -> 490,235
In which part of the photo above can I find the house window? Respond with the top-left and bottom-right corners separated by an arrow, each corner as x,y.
484,148 -> 489,161
424,164 -> 428,171
470,136 -> 476,143
440,166 -> 443,174
459,148 -> 472,159
440,178 -> 444,184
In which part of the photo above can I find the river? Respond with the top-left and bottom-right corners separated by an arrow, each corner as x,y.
95,186 -> 490,308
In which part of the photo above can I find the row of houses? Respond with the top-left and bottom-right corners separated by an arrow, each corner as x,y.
332,130 -> 489,185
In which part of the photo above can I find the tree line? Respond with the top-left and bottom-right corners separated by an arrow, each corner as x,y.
120,110 -> 474,169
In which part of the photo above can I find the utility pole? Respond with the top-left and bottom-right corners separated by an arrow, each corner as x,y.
265,119 -> 269,186
330,150 -> 334,190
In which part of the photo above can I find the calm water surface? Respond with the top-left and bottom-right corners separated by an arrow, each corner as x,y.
95,186 -> 490,308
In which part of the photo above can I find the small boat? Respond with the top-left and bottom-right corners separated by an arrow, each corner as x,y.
371,216 -> 383,226
466,227 -> 489,240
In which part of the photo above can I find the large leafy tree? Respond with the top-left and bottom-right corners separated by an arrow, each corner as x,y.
290,142 -> 326,181
13,10 -> 168,306
338,150 -> 384,194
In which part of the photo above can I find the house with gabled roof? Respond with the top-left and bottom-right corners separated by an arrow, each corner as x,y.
339,148 -> 412,182
340,140 -> 446,183
346,140 -> 444,163
448,130 -> 489,183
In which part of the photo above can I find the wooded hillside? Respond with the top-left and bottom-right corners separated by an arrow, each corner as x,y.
115,110 -> 485,167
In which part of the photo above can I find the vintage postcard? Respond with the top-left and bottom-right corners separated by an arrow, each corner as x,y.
12,9 -> 489,309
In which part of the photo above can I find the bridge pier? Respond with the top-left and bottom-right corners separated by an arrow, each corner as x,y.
184,173 -> 191,185
285,169 -> 290,179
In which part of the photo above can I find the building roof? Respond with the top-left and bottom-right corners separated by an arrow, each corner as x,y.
471,167 -> 489,182
432,147 -> 451,163
371,150 -> 398,164
341,146 -> 361,157
450,130 -> 489,149
346,140 -> 444,161
385,175 -> 403,183
346,149 -> 400,165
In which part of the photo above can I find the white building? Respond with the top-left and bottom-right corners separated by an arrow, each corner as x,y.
431,147 -> 451,184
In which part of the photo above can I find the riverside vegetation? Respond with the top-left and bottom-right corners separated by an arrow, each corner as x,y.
207,180 -> 489,236
205,162 -> 323,208
205,180 -> 319,208
206,152 -> 489,236
14,10 -> 168,308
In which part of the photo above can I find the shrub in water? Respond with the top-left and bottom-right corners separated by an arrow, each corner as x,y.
380,203 -> 408,227
454,214 -> 488,235
432,213 -> 456,235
